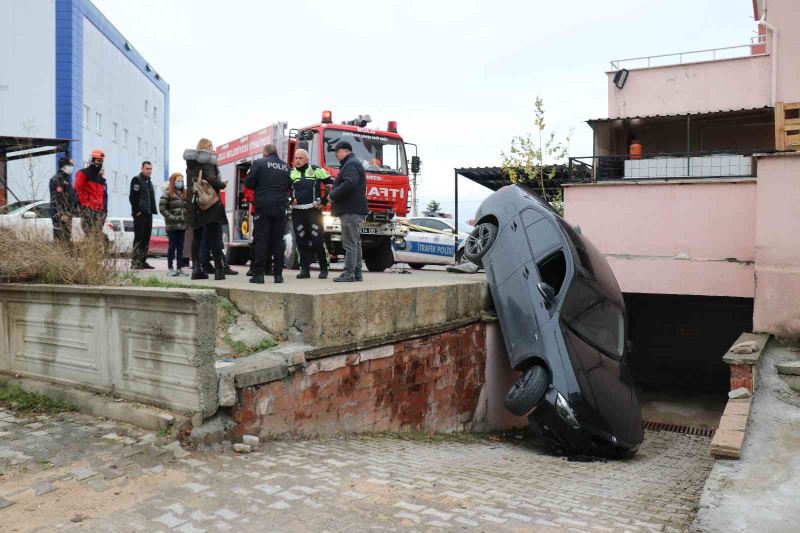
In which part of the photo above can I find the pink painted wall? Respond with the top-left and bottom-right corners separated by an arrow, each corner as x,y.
769,0 -> 800,103
754,153 -> 800,334
607,55 -> 771,119
563,180 -> 757,298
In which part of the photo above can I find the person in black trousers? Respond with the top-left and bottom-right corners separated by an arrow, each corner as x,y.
184,138 -> 228,280
49,156 -> 77,244
129,161 -> 156,269
244,144 -> 291,284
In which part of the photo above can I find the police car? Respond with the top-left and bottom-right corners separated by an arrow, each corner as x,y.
393,216 -> 472,269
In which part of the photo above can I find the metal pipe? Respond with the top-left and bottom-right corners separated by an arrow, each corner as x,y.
454,169 -> 459,237
758,1 -> 778,106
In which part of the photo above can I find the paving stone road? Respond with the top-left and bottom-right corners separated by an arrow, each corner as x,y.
0,407 -> 714,532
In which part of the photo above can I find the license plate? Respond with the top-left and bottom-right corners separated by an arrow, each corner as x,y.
361,227 -> 381,234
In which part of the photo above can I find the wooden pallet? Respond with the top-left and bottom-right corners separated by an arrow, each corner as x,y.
775,102 -> 800,151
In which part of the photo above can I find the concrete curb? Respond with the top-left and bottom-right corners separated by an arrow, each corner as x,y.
4,377 -> 184,431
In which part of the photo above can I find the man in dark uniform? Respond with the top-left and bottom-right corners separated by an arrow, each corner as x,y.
290,148 -> 333,279
49,156 -> 77,244
244,144 -> 291,284
129,160 -> 156,269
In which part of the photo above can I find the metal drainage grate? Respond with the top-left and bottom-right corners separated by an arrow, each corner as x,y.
643,420 -> 715,437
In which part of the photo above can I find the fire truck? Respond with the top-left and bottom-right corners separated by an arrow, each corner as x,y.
217,111 -> 415,272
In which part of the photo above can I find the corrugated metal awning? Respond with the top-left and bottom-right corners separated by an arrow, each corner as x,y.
587,106 -> 773,126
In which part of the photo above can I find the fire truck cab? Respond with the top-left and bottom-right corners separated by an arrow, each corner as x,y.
218,112 -> 412,272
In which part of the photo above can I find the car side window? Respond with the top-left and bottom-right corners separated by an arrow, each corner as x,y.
411,219 -> 429,229
429,220 -> 451,231
34,204 -> 52,218
537,249 -> 567,296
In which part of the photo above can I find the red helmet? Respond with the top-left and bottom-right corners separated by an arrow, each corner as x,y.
90,148 -> 105,160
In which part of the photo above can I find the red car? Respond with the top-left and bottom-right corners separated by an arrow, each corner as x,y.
148,225 -> 169,256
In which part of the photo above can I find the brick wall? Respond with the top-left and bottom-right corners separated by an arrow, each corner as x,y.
232,323 -> 487,438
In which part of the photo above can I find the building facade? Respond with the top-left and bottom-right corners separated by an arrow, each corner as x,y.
563,0 -> 800,390
0,0 -> 169,216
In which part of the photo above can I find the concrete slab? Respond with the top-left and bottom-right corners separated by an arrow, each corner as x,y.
723,332 -> 770,365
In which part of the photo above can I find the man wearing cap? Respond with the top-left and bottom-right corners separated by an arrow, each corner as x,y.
74,149 -> 108,236
291,148 -> 333,279
329,141 -> 368,282
49,156 -> 77,243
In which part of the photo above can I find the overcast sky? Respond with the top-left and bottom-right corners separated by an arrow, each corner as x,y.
92,0 -> 756,220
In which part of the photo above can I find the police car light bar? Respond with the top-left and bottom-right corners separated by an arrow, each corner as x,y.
321,110 -> 333,123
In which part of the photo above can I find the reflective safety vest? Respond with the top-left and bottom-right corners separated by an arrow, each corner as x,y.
290,165 -> 332,208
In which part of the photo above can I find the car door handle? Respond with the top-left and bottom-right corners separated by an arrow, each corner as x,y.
511,220 -> 518,231
522,266 -> 529,279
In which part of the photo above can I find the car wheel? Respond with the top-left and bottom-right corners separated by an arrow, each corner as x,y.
504,365 -> 548,416
408,263 -> 426,270
464,222 -> 497,266
284,222 -> 299,270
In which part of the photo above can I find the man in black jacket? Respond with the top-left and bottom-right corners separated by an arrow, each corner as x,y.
49,156 -> 77,244
129,161 -> 156,269
329,141 -> 369,282
244,144 -> 292,283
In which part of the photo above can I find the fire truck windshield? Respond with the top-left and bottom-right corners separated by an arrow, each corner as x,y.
323,129 -> 407,175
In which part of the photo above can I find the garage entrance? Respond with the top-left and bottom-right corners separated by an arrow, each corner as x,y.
625,293 -> 753,392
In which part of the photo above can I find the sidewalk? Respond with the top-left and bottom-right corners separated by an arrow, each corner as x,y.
692,341 -> 800,533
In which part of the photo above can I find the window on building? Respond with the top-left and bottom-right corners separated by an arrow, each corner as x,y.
144,99 -> 149,116
83,106 -> 90,129
137,137 -> 142,154
153,106 -> 157,122
123,129 -> 129,147
112,122 -> 118,144
95,112 -> 101,134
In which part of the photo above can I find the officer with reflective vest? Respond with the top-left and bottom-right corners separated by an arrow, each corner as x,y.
290,148 -> 333,279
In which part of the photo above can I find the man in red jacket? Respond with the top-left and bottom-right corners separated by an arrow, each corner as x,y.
73,149 -> 108,237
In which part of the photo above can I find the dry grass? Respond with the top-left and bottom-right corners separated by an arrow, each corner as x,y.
0,227 -> 121,285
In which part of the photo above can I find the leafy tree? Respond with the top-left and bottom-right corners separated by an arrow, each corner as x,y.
501,96 -> 571,213
424,199 -> 442,216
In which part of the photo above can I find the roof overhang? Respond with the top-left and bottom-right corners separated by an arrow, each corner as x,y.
587,106 -> 773,128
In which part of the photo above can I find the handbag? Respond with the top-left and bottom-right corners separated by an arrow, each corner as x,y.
193,169 -> 219,211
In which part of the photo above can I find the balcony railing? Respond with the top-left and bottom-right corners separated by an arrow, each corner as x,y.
610,36 -> 766,71
568,150 -> 763,182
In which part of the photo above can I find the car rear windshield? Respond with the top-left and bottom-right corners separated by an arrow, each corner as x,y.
562,278 -> 625,359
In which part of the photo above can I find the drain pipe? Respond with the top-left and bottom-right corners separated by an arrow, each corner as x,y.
758,0 -> 778,106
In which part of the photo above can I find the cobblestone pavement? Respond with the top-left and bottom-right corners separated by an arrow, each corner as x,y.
0,407 -> 714,532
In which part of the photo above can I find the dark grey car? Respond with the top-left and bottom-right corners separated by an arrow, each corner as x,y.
464,184 -> 643,457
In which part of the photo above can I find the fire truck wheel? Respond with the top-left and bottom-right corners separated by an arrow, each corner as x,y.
364,239 -> 394,272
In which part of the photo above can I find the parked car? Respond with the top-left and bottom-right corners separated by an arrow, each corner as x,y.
106,217 -> 135,254
148,224 -> 169,256
0,200 -> 117,245
464,184 -> 643,458
394,217 -> 473,269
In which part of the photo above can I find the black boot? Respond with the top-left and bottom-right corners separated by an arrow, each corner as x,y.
274,274 -> 284,284
224,265 -> 238,275
249,274 -> 264,284
203,262 -> 214,274
191,267 -> 208,280
318,270 -> 329,279
215,265 -> 226,281
297,269 -> 310,279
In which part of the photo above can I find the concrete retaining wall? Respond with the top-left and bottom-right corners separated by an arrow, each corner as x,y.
0,284 -> 219,415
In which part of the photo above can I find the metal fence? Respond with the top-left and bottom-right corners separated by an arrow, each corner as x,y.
610,36 -> 767,71
568,150 -> 760,182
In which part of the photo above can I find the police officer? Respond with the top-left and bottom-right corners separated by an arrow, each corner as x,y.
244,144 -> 292,284
129,160 -> 156,269
49,156 -> 77,244
291,149 -> 333,279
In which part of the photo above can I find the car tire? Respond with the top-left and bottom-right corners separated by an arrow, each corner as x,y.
464,222 -> 497,266
504,365 -> 548,416
408,263 -> 426,270
284,222 -> 299,270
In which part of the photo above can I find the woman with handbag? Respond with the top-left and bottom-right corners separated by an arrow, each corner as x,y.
183,138 -> 228,280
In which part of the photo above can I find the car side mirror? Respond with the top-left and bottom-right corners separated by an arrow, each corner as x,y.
22,211 -> 36,219
537,282 -> 556,307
